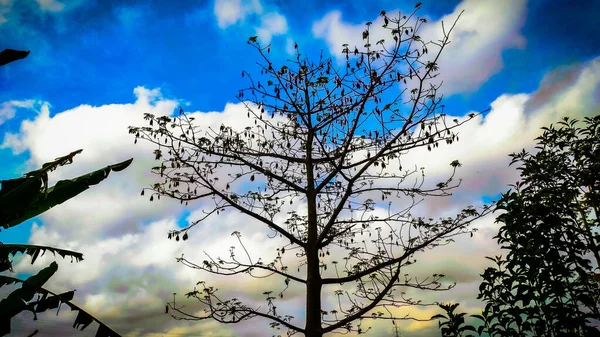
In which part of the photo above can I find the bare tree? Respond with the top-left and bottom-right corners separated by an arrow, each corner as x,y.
129,5 -> 492,337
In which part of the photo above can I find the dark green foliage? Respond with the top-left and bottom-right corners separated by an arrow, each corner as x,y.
434,115 -> 600,336
1,149 -> 133,230
477,115 -> 600,336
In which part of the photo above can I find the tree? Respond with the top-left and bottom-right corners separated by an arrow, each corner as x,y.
0,50 -> 131,337
434,115 -> 600,337
130,6 -> 491,337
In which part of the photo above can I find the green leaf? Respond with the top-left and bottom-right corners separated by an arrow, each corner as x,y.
1,157 -> 133,230
0,244 -> 83,273
471,314 -> 485,321
431,313 -> 448,320
0,273 -> 121,336
0,262 -> 58,320
73,310 -> 94,330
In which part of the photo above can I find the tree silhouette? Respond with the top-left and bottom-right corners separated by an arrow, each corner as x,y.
130,6 -> 491,337
434,115 -> 600,337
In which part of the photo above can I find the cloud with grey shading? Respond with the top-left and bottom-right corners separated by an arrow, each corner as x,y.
312,0 -> 527,97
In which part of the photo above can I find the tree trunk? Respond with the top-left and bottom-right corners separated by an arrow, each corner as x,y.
305,117 -> 322,336
305,246 -> 322,337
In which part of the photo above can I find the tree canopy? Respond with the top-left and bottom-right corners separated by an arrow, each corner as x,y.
130,6 -> 492,337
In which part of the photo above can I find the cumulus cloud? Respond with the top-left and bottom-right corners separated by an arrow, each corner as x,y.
311,10 -> 359,56
255,11 -> 288,44
312,0 -> 527,96
213,0 -> 263,29
395,56 -> 599,218
419,0 -> 527,95
0,99 -> 35,125
213,0 -> 288,44
1,88 -> 201,259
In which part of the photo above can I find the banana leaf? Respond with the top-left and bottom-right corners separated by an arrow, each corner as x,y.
0,263 -> 120,336
0,243 -> 83,273
0,150 -> 133,230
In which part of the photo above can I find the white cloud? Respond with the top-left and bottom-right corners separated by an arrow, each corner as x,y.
1,101 -> 51,153
213,0 -> 288,45
214,0 -> 263,29
0,99 -> 35,125
420,0 -> 527,95
379,55 -> 600,319
312,10 -> 357,55
285,37 -> 296,55
312,0 -> 527,96
256,11 -> 288,44
2,86 -> 173,164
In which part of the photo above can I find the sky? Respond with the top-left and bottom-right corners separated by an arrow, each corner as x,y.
0,0 -> 599,336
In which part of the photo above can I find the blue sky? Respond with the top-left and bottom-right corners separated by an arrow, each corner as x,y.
1,0 -> 599,336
